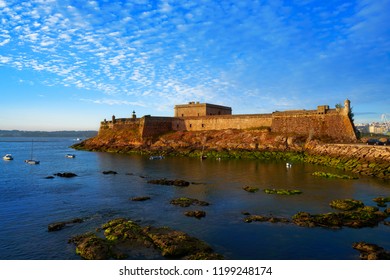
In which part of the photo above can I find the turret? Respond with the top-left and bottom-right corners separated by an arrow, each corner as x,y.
344,99 -> 351,115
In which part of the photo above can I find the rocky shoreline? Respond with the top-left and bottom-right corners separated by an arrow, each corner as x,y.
72,129 -> 390,180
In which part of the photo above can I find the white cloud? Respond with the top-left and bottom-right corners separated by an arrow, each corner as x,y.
0,55 -> 11,63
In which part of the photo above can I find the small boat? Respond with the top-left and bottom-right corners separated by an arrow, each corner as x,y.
149,155 -> 164,160
25,140 -> 39,165
25,159 -> 40,165
65,154 -> 76,158
286,163 -> 292,168
3,154 -> 13,160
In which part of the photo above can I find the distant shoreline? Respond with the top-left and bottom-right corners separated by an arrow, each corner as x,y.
0,130 -> 98,138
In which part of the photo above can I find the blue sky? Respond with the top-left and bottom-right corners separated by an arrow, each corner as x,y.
0,0 -> 389,130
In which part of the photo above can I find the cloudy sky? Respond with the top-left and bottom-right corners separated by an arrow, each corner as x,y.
0,0 -> 389,130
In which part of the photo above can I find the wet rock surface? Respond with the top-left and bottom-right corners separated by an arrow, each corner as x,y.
170,197 -> 210,207
48,218 -> 83,232
130,196 -> 151,201
54,172 -> 78,178
263,188 -> 302,195
102,170 -> 117,175
329,199 -> 365,211
352,242 -> 390,260
69,218 -> 223,260
147,178 -> 190,187
243,186 -> 259,193
184,210 -> 206,219
245,199 -> 390,229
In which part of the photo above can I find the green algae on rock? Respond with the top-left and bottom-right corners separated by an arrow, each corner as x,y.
263,188 -> 302,195
352,242 -> 390,260
292,206 -> 388,229
147,178 -> 190,187
244,214 -> 290,224
68,232 -> 113,260
311,171 -> 358,179
329,199 -> 365,211
69,218 -> 223,260
170,197 -> 210,207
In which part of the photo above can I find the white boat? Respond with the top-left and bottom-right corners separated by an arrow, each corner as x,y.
25,159 -> 40,165
65,154 -> 76,158
25,140 -> 39,165
3,154 -> 13,160
149,155 -> 164,160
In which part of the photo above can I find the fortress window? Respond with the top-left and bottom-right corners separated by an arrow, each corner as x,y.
176,124 -> 179,129
189,124 -> 192,128
202,124 -> 205,128
181,114 -> 184,117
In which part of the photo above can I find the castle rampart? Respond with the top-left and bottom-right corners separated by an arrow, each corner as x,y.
99,99 -> 357,142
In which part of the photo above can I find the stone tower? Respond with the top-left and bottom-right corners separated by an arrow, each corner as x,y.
344,99 -> 351,115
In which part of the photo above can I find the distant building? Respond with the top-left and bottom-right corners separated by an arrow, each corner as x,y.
174,102 -> 232,117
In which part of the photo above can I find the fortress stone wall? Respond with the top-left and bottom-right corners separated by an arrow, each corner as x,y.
99,100 -> 357,143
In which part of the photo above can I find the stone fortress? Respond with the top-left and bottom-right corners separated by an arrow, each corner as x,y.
100,99 -> 357,142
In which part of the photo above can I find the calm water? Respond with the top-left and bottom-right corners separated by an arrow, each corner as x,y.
0,137 -> 389,260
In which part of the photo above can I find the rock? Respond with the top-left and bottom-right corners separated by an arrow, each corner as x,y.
352,242 -> 390,260
69,218 -> 223,260
147,178 -> 190,187
131,196 -> 151,201
54,172 -> 77,178
243,186 -> 259,193
292,206 -> 388,229
263,188 -> 302,195
68,233 -> 112,260
48,222 -> 66,232
244,215 -> 290,224
329,199 -> 364,211
102,170 -> 117,175
184,210 -> 206,219
373,196 -> 390,207
146,227 -> 216,258
48,218 -> 84,232
170,197 -> 210,207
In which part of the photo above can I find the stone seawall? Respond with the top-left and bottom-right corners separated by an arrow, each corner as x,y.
304,143 -> 390,179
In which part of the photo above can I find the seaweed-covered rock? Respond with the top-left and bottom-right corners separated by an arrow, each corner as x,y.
70,218 -> 223,260
244,214 -> 290,224
145,227 -> 213,258
352,242 -> 390,260
101,218 -> 153,247
147,178 -> 190,187
292,206 -> 388,229
329,199 -> 364,211
243,186 -> 259,193
184,210 -> 206,219
311,171 -> 357,179
68,232 -> 111,260
263,188 -> 302,195
170,197 -> 210,207
373,197 -> 390,207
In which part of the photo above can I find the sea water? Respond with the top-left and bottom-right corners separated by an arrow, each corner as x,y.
0,137 -> 389,259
